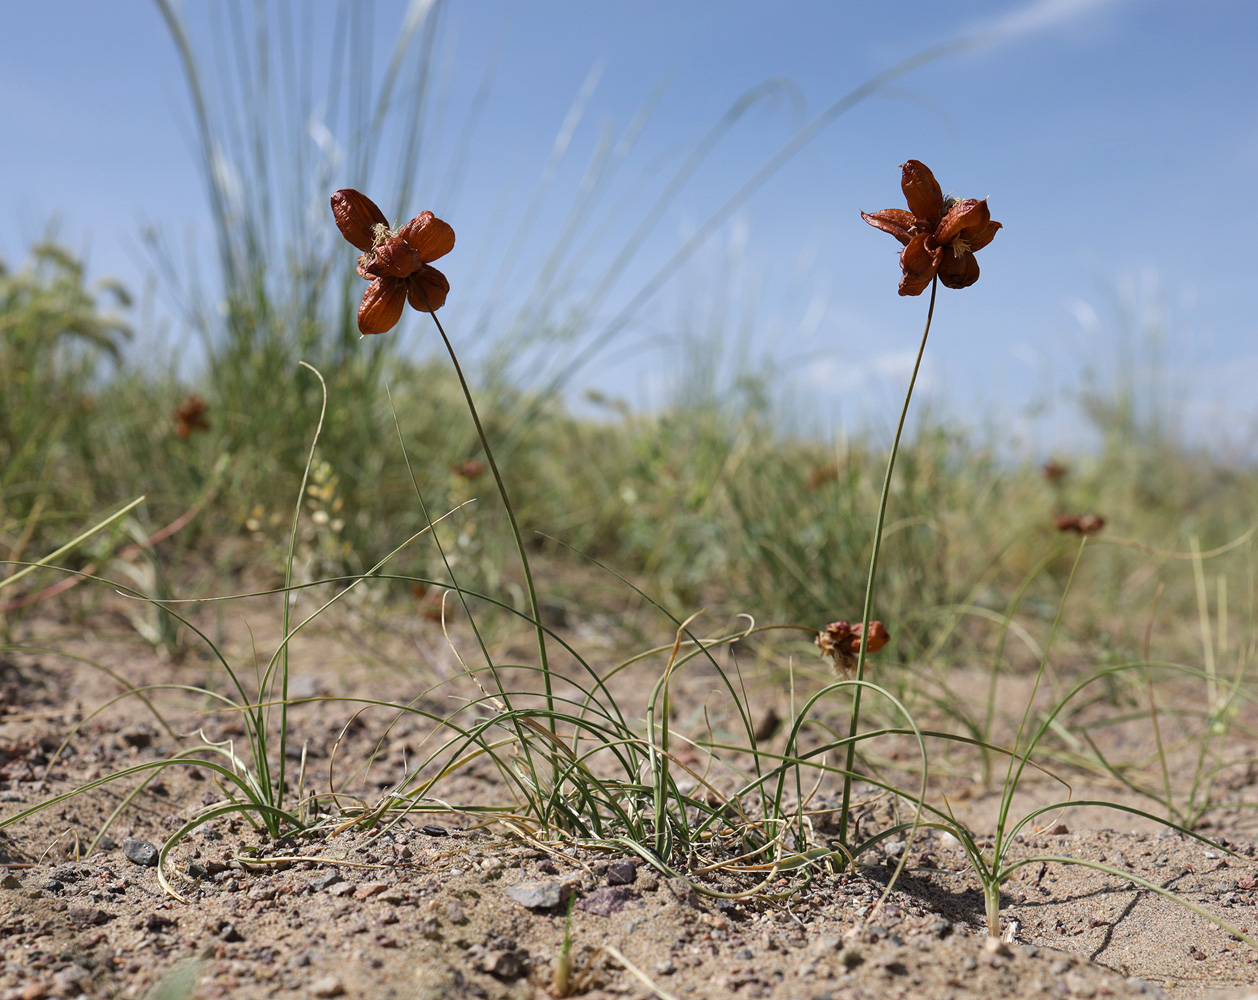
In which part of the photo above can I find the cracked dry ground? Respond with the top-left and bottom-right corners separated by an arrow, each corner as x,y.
3,607 -> 1258,1000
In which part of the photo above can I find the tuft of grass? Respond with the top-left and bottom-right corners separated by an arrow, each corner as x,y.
0,242 -> 131,557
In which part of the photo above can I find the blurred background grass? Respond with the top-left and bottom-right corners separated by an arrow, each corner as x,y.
2,0 -> 1254,688
5,221 -> 1254,662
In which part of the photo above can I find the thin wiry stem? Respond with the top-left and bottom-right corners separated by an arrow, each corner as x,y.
422,308 -> 554,718
837,275 -> 938,848
273,363 -> 328,818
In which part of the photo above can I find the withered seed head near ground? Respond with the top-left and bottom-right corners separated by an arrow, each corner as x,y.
862,160 -> 1001,296
451,458 -> 488,481
173,394 -> 210,439
1055,513 -> 1106,535
330,189 -> 455,335
1041,459 -> 1069,484
815,620 -> 890,678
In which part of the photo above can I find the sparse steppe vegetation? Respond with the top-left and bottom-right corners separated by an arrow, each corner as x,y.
2,4 -> 1258,998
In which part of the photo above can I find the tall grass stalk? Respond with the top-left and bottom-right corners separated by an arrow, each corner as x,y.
493,30 -> 994,428
275,362 -> 328,811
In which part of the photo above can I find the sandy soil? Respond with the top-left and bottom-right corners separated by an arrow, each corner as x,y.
3,585 -> 1258,1000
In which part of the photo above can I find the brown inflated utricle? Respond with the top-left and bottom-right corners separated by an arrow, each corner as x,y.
357,278 -> 408,336
331,189 -> 389,252
331,189 -> 456,334
862,161 -> 1001,296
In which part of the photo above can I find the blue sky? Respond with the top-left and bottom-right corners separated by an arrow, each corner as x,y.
3,0 -> 1256,454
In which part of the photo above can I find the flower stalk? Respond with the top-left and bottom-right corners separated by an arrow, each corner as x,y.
330,189 -> 555,722
837,275 -> 938,847
838,160 -> 1000,849
422,305 -> 555,713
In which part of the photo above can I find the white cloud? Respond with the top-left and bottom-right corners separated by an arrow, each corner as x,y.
973,0 -> 1125,42
803,349 -> 937,395
1066,298 -> 1100,332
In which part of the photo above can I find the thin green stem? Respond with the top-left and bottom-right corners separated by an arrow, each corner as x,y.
0,495 -> 146,595
837,276 -> 938,848
424,309 -> 554,717
276,362 -> 328,813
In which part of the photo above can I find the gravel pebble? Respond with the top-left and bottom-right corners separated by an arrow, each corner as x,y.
309,975 -> 345,997
143,912 -> 177,932
607,860 -> 638,885
309,872 -> 344,892
506,880 -> 568,910
67,907 -> 111,927
121,837 -> 159,867
53,966 -> 90,993
576,886 -> 636,916
481,950 -> 525,980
